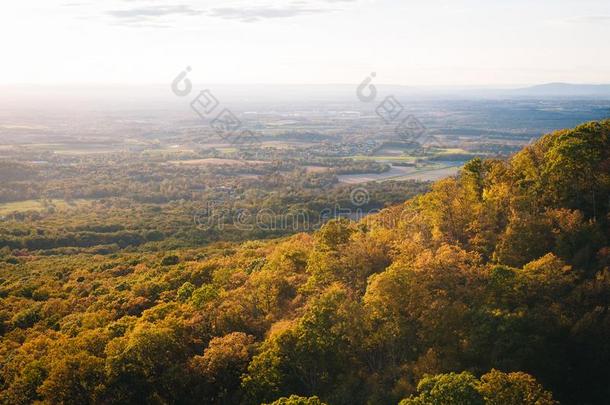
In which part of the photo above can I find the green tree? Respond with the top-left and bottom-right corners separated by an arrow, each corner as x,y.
242,285 -> 361,404
103,323 -> 188,404
399,372 -> 484,405
264,394 -> 327,405
176,281 -> 196,302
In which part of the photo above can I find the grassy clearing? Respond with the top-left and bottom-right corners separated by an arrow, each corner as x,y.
216,147 -> 238,153
437,148 -> 469,154
0,199 -> 90,215
349,155 -> 418,163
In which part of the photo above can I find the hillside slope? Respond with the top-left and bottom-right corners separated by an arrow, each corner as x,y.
0,120 -> 609,404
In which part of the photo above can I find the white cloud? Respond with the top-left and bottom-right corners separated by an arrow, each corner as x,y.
206,6 -> 332,22
105,4 -> 202,26
102,0 -> 357,25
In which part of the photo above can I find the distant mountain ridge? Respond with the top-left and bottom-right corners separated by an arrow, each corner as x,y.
512,82 -> 610,97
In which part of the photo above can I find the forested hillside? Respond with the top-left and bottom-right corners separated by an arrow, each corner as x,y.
1,120 -> 609,404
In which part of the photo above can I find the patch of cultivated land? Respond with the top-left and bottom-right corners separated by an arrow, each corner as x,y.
0,199 -> 90,215
169,158 -> 267,166
304,165 -> 329,173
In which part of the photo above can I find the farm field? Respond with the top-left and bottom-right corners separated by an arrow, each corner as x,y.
0,199 -> 90,215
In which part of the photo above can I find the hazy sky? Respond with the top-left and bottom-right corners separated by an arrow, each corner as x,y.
2,0 -> 610,86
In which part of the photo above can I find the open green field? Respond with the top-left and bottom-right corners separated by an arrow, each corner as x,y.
436,147 -> 469,154
0,199 -> 90,215
350,154 -> 419,163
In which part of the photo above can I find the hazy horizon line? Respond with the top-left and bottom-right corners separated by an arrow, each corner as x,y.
1,81 -> 609,88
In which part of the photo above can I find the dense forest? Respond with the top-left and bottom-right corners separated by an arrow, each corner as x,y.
1,120 -> 609,404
